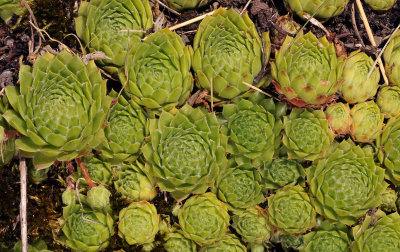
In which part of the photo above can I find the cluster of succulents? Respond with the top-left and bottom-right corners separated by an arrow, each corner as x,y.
2,0 -> 400,251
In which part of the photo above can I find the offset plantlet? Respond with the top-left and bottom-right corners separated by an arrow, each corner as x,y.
377,85 -> 400,118
177,193 -> 230,245
351,212 -> 400,251
377,116 -> 400,186
192,8 -> 271,101
282,108 -> 335,161
3,51 -> 112,169
163,227 -> 197,252
268,185 -> 316,234
118,201 -> 159,251
379,188 -> 397,213
113,162 -> 157,202
284,0 -> 349,21
120,28 -> 193,111
166,0 -> 211,11
60,204 -> 114,251
0,0 -> 26,23
75,155 -> 113,185
350,101 -> 384,143
300,229 -> 350,252
384,30 -> 400,85
260,158 -> 305,190
271,32 -> 344,107
232,207 -> 271,251
341,50 -> 379,104
221,95 -> 285,167
212,163 -> 265,211
307,139 -> 387,225
100,91 -> 148,164
75,0 -> 153,74
143,104 -> 226,200
325,102 -> 352,135
364,0 -> 397,10
198,233 -> 246,252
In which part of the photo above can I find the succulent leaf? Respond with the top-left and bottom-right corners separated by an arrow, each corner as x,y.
0,0 -> 25,23
198,233 -> 247,252
164,228 -> 197,252
166,0 -> 211,11
364,0 -> 397,10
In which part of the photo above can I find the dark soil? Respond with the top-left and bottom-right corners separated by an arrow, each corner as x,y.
0,0 -> 399,251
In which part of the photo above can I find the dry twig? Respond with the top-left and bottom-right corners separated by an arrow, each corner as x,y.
240,0 -> 252,15
169,9 -> 221,31
351,3 -> 365,47
19,155 -> 28,252
154,0 -> 181,16
355,0 -> 389,84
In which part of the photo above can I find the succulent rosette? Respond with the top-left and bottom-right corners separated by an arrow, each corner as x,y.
364,0 -> 397,10
282,108 -> 335,161
268,185 -> 316,234
76,154 -> 113,185
60,204 -> 114,252
192,8 -> 271,101
100,91 -> 148,164
114,162 -> 156,202
341,50 -> 379,103
13,239 -> 51,252
212,163 -> 265,211
380,188 -> 397,212
307,139 -> 387,225
377,116 -> 400,185
260,158 -> 305,190
221,96 -> 285,167
3,51 -> 111,169
177,193 -> 230,245
199,233 -> 247,252
87,185 -> 111,210
284,0 -> 349,21
118,201 -> 159,249
119,28 -> 193,111
271,32 -> 344,107
384,30 -> 400,85
75,0 -> 153,74
0,95 -> 16,166
142,104 -> 226,200
377,84 -> 400,118
300,229 -> 351,252
325,102 -> 352,135
166,0 -> 211,11
351,212 -> 400,251
350,101 -> 384,143
0,0 -> 26,23
271,14 -> 301,45
232,207 -> 271,251
163,228 -> 197,252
